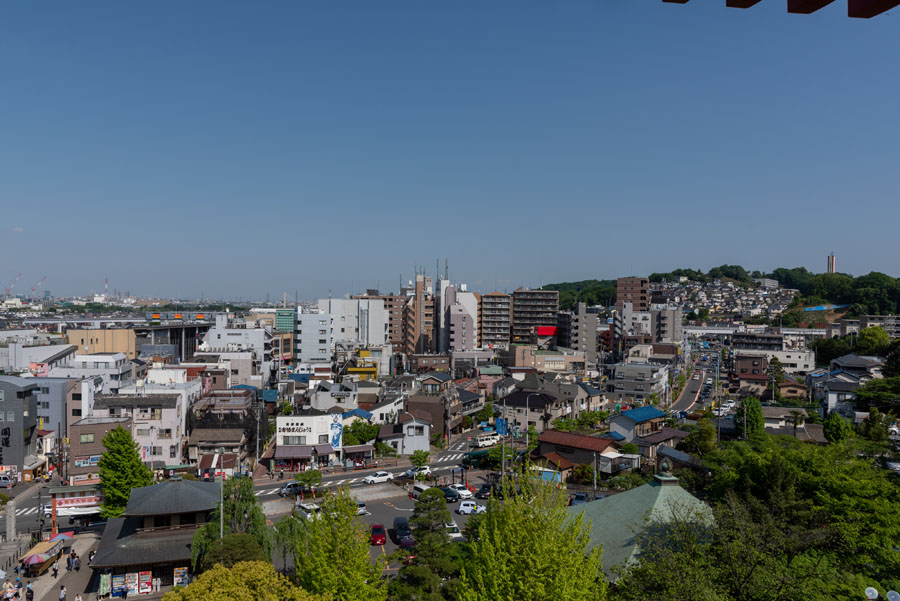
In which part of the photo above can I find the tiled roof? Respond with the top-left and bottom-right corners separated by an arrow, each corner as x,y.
539,452 -> 574,471
537,429 -> 614,453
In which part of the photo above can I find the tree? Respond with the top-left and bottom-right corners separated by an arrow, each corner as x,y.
410,449 -> 430,470
732,397 -> 764,439
162,561 -> 322,601
698,308 -> 710,321
98,426 -> 154,518
551,418 -> 577,432
273,515 -> 305,575
390,488 -> 458,600
291,489 -> 387,601
678,418 -> 716,456
570,463 -> 594,485
295,469 -> 323,496
475,402 -> 493,424
200,533 -> 267,571
858,407 -> 890,444
191,476 -> 271,569
788,409 -> 805,437
374,441 -> 397,457
855,326 -> 891,356
459,476 -> 607,601
768,357 -> 786,385
853,376 -> 900,414
883,340 -> 900,378
823,412 -> 851,444
621,443 -> 639,455
342,420 -> 380,446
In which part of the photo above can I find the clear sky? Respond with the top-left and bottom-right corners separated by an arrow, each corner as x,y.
2,1 -> 898,300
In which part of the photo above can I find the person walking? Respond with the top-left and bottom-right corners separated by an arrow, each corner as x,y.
51,561 -> 59,578
74,594 -> 83,601
59,585 -> 67,601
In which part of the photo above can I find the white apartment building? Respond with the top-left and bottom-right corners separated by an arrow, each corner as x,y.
48,352 -> 133,394
316,298 -> 387,348
296,309 -> 333,365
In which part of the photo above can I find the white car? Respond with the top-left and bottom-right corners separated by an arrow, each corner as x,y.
405,466 -> 432,479
356,502 -> 370,516
457,501 -> 486,515
447,484 -> 473,499
445,521 -> 464,541
295,502 -> 322,521
363,471 -> 394,485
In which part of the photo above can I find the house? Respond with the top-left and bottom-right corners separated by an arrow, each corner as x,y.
567,467 -> 713,580
187,428 -> 247,465
829,354 -> 884,381
609,406 -> 666,442
418,372 -> 452,395
369,394 -> 404,425
775,377 -> 808,400
309,380 -> 359,412
378,411 -> 431,455
633,427 -> 690,460
91,479 -> 220,588
197,452 -> 238,480
761,406 -> 807,429
533,429 -> 639,478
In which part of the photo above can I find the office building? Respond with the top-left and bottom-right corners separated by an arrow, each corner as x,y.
317,298 -> 388,348
404,274 -> 436,355
0,377 -> 40,479
295,309 -> 334,365
617,277 -> 649,313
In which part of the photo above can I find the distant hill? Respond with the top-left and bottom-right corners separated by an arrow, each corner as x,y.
542,279 -> 616,311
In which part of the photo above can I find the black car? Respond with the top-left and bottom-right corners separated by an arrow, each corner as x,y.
475,484 -> 492,499
569,492 -> 588,506
393,516 -> 415,549
439,487 -> 461,503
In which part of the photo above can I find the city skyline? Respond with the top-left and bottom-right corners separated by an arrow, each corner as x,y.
3,2 -> 899,298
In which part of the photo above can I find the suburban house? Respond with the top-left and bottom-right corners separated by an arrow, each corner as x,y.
378,411 -> 430,455
633,427 -> 690,461
187,428 -> 247,465
829,354 -> 884,382
761,406 -> 807,429
418,372 -> 452,395
533,429 -> 640,479
609,406 -> 667,442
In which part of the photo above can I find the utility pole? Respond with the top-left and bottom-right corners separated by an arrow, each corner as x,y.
501,396 -> 507,478
219,446 -> 225,539
592,451 -> 597,500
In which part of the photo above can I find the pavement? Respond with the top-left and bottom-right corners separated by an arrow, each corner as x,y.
30,533 -> 98,601
671,369 -> 703,413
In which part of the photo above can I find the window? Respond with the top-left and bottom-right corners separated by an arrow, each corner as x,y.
136,429 -> 151,437
284,435 -> 306,445
6,411 -> 12,422
407,425 -> 425,436
72,409 -> 82,417
40,387 -> 49,394
153,515 -> 171,528
158,429 -> 172,439
318,434 -> 328,444
80,433 -> 95,443
151,446 -> 162,456
72,393 -> 82,401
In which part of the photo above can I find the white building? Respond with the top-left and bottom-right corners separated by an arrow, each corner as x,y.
48,352 -> 133,394
317,298 -> 387,348
295,309 -> 333,365
201,315 -> 277,385
274,410 -> 343,470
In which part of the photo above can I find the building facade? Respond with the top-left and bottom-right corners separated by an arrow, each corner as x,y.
0,377 -> 40,479
616,277 -> 649,313
511,288 -> 559,343
557,302 -> 599,365
479,292 -> 511,349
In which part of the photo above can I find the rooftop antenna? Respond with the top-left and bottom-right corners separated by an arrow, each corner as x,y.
445,258 -> 449,281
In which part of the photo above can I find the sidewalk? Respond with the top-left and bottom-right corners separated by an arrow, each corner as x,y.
32,533 -> 98,601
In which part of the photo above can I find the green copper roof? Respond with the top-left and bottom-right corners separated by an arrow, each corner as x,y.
567,474 -> 712,580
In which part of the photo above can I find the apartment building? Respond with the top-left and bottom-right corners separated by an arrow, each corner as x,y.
353,291 -> 408,351
479,292 -> 511,350
731,332 -> 784,351
650,305 -> 683,343
92,394 -> 184,468
860,315 -> 900,340
48,352 -> 133,394
0,377 -> 40,478
201,315 -> 279,385
405,274 -> 436,355
556,302 -> 599,364
318,298 -> 388,348
617,277 -> 649,313
511,288 -> 559,343
608,362 -> 669,405
67,416 -> 131,485
295,309 -> 334,365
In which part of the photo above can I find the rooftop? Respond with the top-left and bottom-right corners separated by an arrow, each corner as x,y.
616,406 -> 667,424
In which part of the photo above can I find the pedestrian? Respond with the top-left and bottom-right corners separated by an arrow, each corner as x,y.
122,586 -> 128,600
74,556 -> 81,572
25,586 -> 33,601
65,555 -> 72,572
279,469 -> 284,480
51,561 -> 59,578
59,585 -> 67,601
74,594 -> 83,601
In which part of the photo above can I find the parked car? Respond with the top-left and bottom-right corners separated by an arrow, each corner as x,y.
42,503 -> 52,518
445,521 -> 464,541
457,501 -> 486,515
393,516 -> 415,549
438,487 -> 461,503
370,523 -> 387,545
356,501 -> 370,516
405,466 -> 432,479
278,481 -> 303,497
447,483 -> 473,499
475,484 -> 492,499
0,475 -> 16,489
363,471 -> 394,485
295,502 -> 321,521
569,492 -> 589,506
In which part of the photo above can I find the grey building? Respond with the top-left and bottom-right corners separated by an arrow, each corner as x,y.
608,362 -> 669,405
557,302 -> 599,365
30,377 -> 80,438
0,376 -> 40,478
295,310 -> 333,365
650,305 -> 683,344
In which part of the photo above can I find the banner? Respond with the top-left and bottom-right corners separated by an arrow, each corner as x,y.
99,574 -> 111,596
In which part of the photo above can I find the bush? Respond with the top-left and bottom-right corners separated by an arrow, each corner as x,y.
0,493 -> 8,506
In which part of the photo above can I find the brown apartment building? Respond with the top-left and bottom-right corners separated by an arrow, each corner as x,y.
353,290 -> 409,350
616,277 -> 649,313
479,292 -> 511,349
511,288 -> 559,343
404,275 -> 436,355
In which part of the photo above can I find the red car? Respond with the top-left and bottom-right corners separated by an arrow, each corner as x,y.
370,524 -> 387,545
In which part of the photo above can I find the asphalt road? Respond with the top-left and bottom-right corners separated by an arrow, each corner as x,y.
672,370 -> 703,413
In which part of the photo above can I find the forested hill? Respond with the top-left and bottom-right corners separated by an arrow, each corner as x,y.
546,266 -> 900,316
542,280 -> 617,311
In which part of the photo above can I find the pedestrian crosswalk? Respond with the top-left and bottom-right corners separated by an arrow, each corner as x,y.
434,453 -> 464,464
254,476 -> 369,496
3,507 -> 42,516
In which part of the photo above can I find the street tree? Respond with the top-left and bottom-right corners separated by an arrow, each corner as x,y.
823,412 -> 852,444
191,476 -> 271,569
98,426 -> 154,518
200,533 -> 267,571
859,407 -> 891,444
162,561 -> 322,601
295,468 -> 323,496
733,397 -> 764,439
459,475 -> 607,601
390,488 -> 458,600
291,489 -> 387,601
410,449 -> 430,470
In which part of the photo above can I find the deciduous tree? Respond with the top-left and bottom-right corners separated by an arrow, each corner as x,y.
191,476 -> 271,569
410,449 -> 430,470
822,412 -> 851,443
200,533 -> 267,571
98,426 -> 154,518
733,397 -> 764,439
162,561 -> 321,601
459,476 -> 607,601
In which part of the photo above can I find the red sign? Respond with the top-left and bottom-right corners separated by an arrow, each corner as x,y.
55,496 -> 100,507
536,326 -> 558,336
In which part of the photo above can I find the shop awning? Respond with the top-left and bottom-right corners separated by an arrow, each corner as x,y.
342,444 -> 374,454
23,454 -> 47,471
314,444 -> 334,456
274,445 -> 312,459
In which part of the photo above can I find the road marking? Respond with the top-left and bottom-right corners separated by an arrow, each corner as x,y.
16,507 -> 38,516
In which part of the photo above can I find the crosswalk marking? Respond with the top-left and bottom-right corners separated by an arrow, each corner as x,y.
435,453 -> 463,463
14,507 -> 39,516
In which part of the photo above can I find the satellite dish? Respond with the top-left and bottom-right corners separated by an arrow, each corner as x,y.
887,591 -> 899,601
865,587 -> 879,600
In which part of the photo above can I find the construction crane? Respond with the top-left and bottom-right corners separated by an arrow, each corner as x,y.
4,273 -> 22,299
31,276 -> 46,301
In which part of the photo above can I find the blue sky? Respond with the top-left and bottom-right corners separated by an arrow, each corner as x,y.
2,1 -> 898,300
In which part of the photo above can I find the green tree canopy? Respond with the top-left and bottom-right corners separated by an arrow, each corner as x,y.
291,489 -> 387,601
200,533 -> 267,571
295,469 -> 323,493
410,449 -> 430,470
459,476 -> 607,601
678,418 -> 717,456
732,397 -> 764,439
162,561 -> 322,601
856,326 -> 891,356
342,420 -> 380,446
98,426 -> 154,518
191,476 -> 271,569
822,412 -> 852,444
